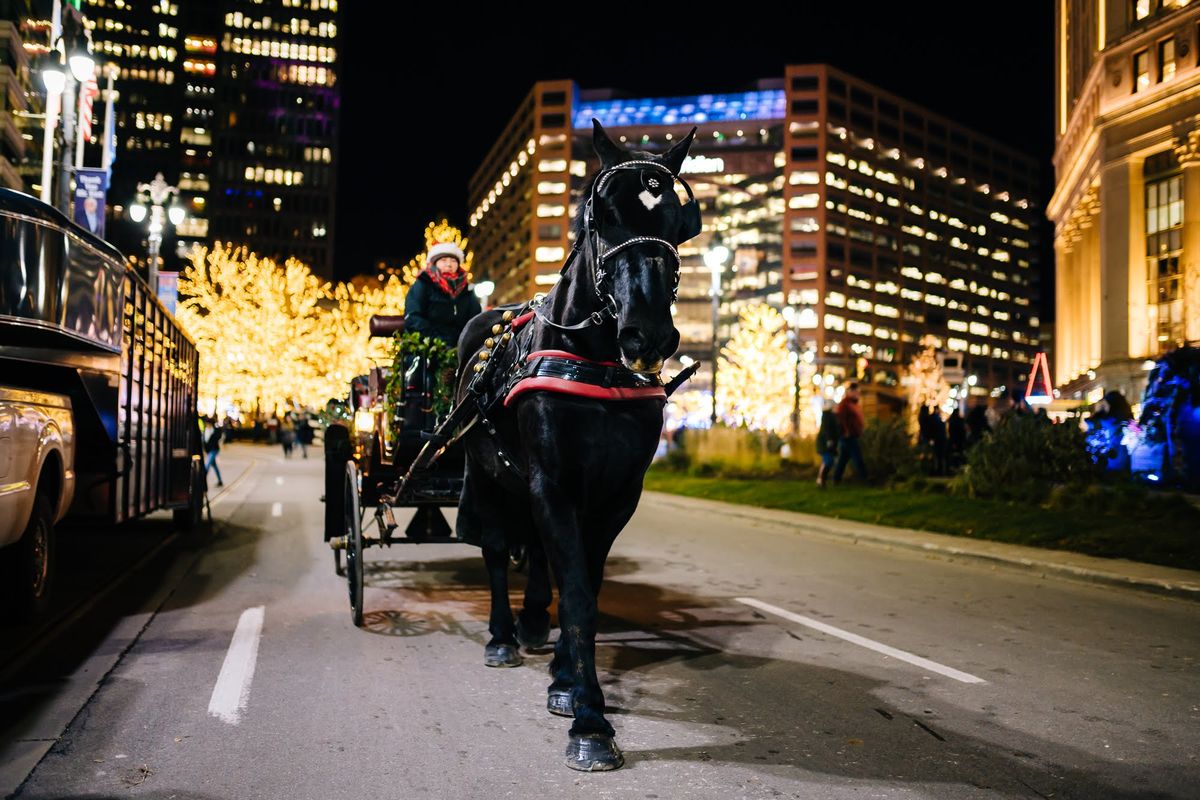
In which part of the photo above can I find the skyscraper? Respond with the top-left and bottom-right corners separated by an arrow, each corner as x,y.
469,68 -> 1042,406
72,0 -> 339,277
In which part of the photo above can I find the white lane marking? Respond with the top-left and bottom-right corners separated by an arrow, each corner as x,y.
271,502 -> 282,517
208,606 -> 266,724
275,476 -> 284,485
736,597 -> 986,685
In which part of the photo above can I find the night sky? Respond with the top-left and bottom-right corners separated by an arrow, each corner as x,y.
336,6 -> 1056,312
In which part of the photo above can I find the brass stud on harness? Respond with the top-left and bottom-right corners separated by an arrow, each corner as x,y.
474,363 -> 485,373
502,332 -> 512,342
502,311 -> 514,322
492,324 -> 503,335
485,337 -> 496,348
478,351 -> 490,361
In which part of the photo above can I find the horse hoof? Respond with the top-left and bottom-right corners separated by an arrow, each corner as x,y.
547,689 -> 574,717
516,618 -> 550,649
564,734 -> 624,772
484,643 -> 523,668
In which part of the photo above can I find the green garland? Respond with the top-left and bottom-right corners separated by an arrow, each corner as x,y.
384,331 -> 459,423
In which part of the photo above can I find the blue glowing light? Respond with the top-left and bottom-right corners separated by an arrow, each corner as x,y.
1147,473 -> 1160,482
574,90 -> 786,129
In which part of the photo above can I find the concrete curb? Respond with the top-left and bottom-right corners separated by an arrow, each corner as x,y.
644,491 -> 1200,602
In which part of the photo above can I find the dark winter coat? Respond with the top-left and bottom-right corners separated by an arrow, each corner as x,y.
403,271 -> 482,346
835,397 -> 865,438
816,410 -> 840,455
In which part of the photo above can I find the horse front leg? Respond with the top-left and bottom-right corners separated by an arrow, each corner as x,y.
531,483 -> 624,771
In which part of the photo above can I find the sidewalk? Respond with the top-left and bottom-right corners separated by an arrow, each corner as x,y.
646,491 -> 1200,602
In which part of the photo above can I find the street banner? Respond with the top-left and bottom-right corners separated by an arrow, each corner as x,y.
73,168 -> 108,239
157,271 -> 179,315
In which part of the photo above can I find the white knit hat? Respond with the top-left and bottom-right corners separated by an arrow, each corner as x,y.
426,241 -> 464,266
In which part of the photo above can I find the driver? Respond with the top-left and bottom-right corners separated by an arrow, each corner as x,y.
403,241 -> 481,346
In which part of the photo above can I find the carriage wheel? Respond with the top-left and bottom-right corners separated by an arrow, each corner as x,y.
344,461 -> 364,627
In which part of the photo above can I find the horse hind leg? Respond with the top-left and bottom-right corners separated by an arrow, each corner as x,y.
462,463 -> 522,668
516,537 -> 552,650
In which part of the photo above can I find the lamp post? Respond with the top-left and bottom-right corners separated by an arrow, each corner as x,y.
130,173 -> 185,294
38,1 -> 94,212
703,234 -> 730,426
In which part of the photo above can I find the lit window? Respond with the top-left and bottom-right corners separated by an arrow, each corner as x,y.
1159,38 -> 1176,82
824,314 -> 846,331
538,159 -> 567,173
1135,0 -> 1151,19
847,320 -> 872,336
825,292 -> 846,308
536,247 -> 565,263
1134,49 -> 1150,92
788,193 -> 820,209
789,170 -> 819,185
537,181 -> 566,194
536,204 -> 565,218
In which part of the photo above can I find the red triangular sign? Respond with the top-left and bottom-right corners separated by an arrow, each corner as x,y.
1024,352 -> 1053,405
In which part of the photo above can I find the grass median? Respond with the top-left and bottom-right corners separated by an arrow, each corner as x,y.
643,468 -> 1200,572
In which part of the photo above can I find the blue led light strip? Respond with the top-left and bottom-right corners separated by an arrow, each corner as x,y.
573,90 -> 786,128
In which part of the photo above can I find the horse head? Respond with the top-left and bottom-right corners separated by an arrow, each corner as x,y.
581,120 -> 701,373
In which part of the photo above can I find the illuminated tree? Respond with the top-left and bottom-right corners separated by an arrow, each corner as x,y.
715,304 -> 795,434
178,219 -> 476,417
177,244 -> 331,415
907,334 -> 951,413
383,218 -> 476,285
312,276 -> 407,402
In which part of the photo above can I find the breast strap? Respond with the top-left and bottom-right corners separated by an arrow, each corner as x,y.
504,350 -> 666,407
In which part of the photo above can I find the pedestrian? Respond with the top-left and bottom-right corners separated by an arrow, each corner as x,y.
832,382 -> 868,484
948,406 -> 967,467
966,403 -> 990,447
297,414 -> 313,459
280,414 -> 296,458
816,400 -> 839,488
928,406 -> 948,476
204,416 -> 224,487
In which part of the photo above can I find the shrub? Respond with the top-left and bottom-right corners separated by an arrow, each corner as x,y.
859,417 -> 916,483
664,425 -> 808,479
953,414 -> 1100,503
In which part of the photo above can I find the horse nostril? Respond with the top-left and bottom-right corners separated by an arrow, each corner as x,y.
618,327 -> 646,352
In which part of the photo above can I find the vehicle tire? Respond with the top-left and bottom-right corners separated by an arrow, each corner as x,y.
0,495 -> 55,625
344,461 -> 364,627
175,458 -> 211,545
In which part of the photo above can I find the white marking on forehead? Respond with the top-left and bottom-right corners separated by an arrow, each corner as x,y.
638,189 -> 663,210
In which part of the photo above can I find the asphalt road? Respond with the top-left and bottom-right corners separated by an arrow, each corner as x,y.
4,443 -> 1197,799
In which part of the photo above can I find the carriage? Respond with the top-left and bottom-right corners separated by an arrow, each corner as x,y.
322,315 -> 474,627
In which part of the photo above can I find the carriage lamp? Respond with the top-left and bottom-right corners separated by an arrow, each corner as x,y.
354,408 -> 376,435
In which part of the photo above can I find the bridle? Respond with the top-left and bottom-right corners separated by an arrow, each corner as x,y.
534,160 -> 700,332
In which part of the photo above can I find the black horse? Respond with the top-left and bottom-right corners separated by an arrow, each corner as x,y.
453,120 -> 700,770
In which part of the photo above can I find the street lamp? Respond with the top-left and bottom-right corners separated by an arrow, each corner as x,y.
473,279 -> 495,309
703,234 -> 730,426
38,52 -> 66,204
130,173 -> 185,294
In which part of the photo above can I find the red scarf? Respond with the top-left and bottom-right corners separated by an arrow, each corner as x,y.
424,265 -> 468,298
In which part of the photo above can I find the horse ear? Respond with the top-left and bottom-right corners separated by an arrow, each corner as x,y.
592,119 -> 625,168
661,127 -> 697,176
